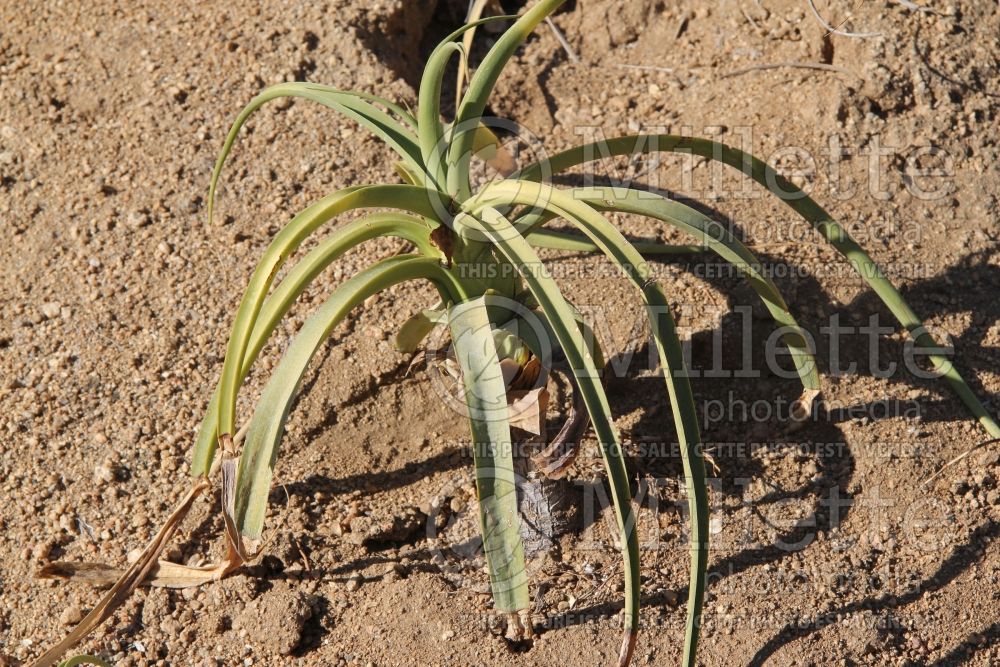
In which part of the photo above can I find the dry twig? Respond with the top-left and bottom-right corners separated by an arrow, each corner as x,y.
805,0 -> 882,38
722,60 -> 861,79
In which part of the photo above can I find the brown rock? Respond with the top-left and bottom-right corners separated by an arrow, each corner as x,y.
59,604 -> 83,626
235,585 -> 315,656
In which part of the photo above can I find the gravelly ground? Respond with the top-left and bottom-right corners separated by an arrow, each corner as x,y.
1,1 -> 999,665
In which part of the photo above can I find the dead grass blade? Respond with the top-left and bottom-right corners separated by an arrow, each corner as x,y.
33,460 -> 258,666
722,61 -> 861,80
30,478 -> 211,667
923,438 -> 1000,488
805,0 -> 881,38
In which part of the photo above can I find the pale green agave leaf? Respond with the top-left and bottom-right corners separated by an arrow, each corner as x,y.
514,185 -> 819,393
233,256 -> 464,538
471,183 -> 708,666
207,83 -> 426,224
448,297 -> 529,612
520,134 -> 1000,439
417,16 -> 513,190
459,206 -> 640,665
448,0 -> 567,198
191,212 -> 438,476
527,227 -> 704,254
395,303 -> 447,354
492,325 -> 530,363
579,187 -> 820,392
214,184 -> 450,449
455,0 -> 493,105
489,292 -> 604,372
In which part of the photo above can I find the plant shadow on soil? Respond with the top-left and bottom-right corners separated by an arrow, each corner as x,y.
748,520 -> 999,666
165,146 -> 999,658
174,2 -> 1000,649
622,246 -> 999,664
195,0 -> 997,658
535,177 -> 1000,662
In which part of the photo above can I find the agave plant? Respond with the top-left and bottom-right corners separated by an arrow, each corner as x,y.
34,1 -> 1000,666
178,1 -> 1000,664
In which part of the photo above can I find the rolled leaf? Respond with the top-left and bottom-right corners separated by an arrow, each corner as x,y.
448,297 -> 530,612
233,256 -> 465,538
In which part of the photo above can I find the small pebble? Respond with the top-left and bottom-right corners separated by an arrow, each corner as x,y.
59,605 -> 82,626
94,460 -> 117,483
127,211 -> 150,228
40,302 -> 61,319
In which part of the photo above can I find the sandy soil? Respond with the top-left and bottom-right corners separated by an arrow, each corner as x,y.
2,0 -> 999,665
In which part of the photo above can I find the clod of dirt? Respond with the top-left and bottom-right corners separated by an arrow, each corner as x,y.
235,585 -> 316,656
58,604 -> 82,626
141,587 -> 172,630
39,302 -> 61,320
344,505 -> 426,548
92,458 -> 118,484
6,0 -> 1000,664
